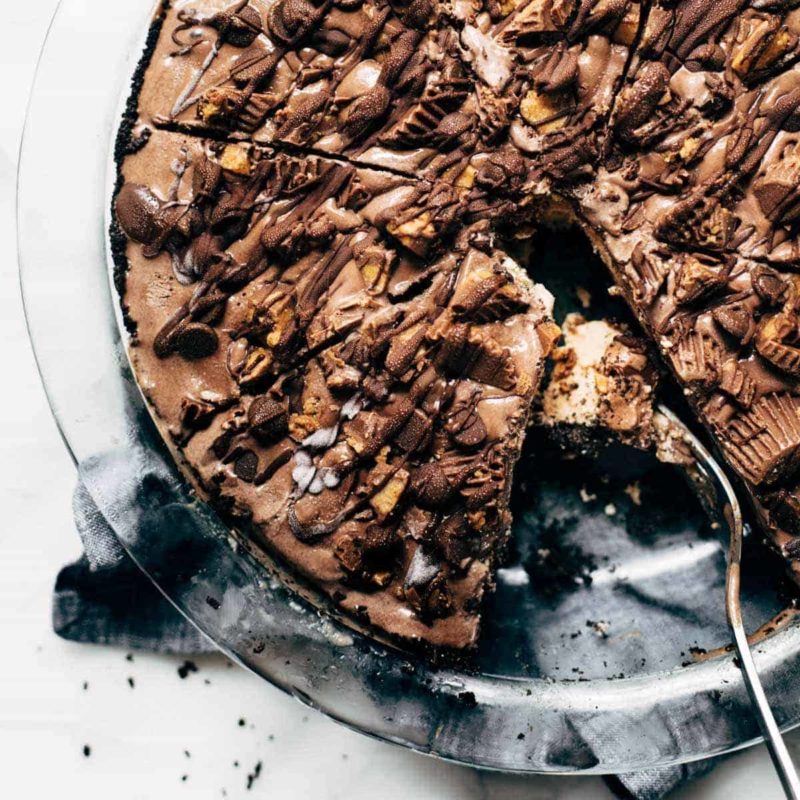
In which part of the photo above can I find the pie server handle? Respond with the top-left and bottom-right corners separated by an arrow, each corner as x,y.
658,406 -> 800,800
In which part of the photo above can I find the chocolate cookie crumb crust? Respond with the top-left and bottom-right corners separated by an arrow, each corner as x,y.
114,0 -> 800,650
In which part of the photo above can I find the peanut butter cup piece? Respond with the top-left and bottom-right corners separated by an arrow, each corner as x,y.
724,394 -> 800,487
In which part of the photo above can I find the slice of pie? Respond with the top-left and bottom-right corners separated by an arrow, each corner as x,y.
113,129 -> 558,650
540,313 -> 659,453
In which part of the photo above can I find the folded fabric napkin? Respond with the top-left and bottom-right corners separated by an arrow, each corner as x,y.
53,482 -> 214,654
54,481 -> 721,797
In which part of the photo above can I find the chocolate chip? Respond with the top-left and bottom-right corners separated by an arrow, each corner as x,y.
211,430 -> 234,460
115,183 -> 163,244
411,463 -> 452,508
712,303 -> 752,342
753,264 -> 787,305
247,396 -> 288,443
234,449 -> 259,483
174,323 -> 219,360
447,403 -> 488,449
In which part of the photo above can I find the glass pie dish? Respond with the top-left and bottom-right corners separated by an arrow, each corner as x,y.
18,0 -> 800,774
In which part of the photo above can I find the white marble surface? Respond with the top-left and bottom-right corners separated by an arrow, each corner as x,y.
1,4 -> 798,798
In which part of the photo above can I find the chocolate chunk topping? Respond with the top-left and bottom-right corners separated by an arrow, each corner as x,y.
410,462 -> 452,508
211,3 -> 263,48
247,396 -> 288,443
115,183 -> 163,244
234,449 -> 259,482
712,302 -> 753,343
173,322 -> 220,360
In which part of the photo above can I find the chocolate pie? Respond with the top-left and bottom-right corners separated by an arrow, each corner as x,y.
113,0 -> 800,651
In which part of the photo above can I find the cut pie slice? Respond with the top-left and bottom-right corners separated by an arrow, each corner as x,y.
540,312 -> 659,454
112,129 -> 559,650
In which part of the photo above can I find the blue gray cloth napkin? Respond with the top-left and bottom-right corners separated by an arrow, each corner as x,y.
53,482 -> 214,654
53,482 -> 720,797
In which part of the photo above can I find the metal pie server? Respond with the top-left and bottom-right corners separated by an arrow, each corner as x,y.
658,406 -> 800,799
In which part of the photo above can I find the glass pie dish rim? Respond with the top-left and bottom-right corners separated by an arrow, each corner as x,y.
16,0 -> 800,775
